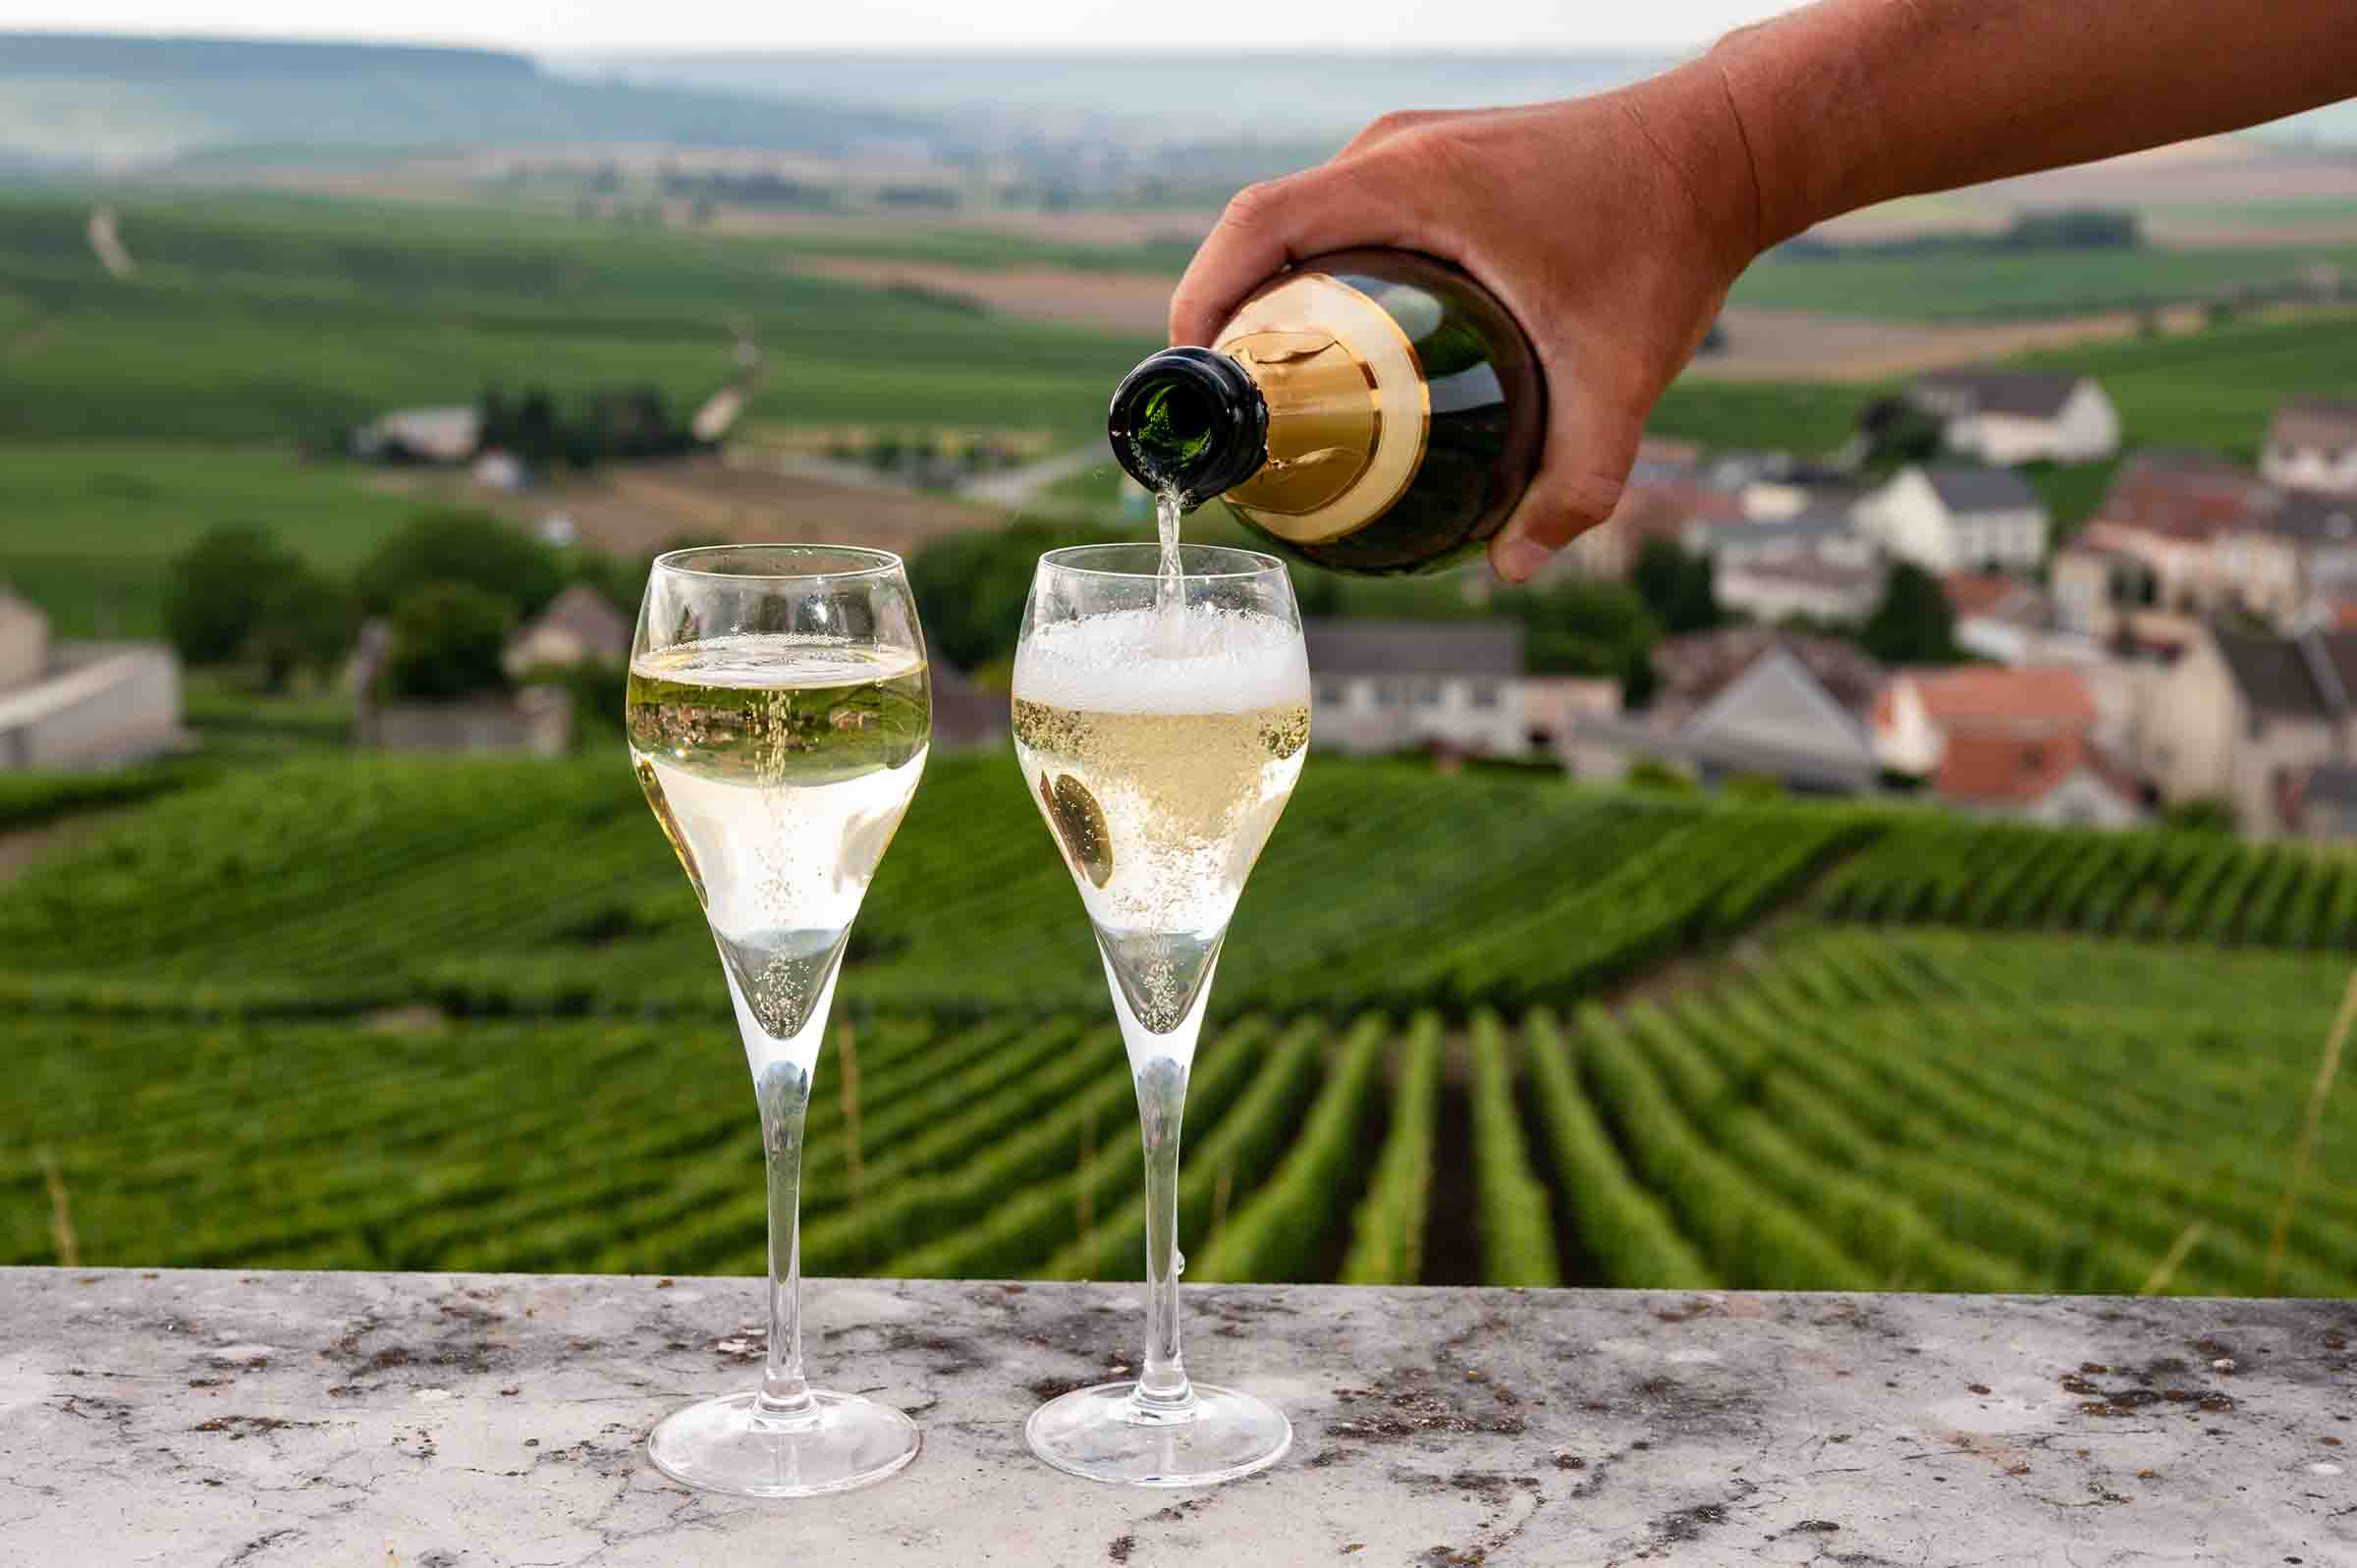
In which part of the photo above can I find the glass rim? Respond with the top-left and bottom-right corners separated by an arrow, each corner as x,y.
652,543 -> 906,582
1037,542 -> 1288,582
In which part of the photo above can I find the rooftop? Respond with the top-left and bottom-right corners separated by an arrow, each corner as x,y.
1905,663 -> 2098,730
1653,625 -> 1886,717
512,582 -> 633,662
1919,464 -> 2046,515
1304,619 -> 1523,679
2270,400 -> 2357,452
11,1268 -> 2347,1564
1910,368 -> 2086,420
2214,625 -> 2357,719
1934,732 -> 2136,806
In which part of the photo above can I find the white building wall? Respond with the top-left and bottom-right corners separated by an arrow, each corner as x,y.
1858,470 -> 1959,574
2264,445 -> 2357,495
2026,772 -> 2141,829
0,647 -> 184,770
1309,677 -> 1525,756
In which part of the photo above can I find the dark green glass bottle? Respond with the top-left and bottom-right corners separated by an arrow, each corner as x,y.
1108,248 -> 1546,575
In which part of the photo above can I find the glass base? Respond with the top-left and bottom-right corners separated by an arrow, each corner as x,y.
1024,1382 -> 1290,1487
647,1389 -> 920,1497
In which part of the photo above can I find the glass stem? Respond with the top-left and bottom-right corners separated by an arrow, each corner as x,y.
1130,1054 -> 1197,1417
754,1058 -> 819,1429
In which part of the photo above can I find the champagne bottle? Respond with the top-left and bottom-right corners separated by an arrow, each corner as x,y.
1108,248 -> 1547,575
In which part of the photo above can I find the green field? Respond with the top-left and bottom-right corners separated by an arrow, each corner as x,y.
1729,243 -> 2357,321
0,190 -> 1158,445
4,751 -> 2353,1294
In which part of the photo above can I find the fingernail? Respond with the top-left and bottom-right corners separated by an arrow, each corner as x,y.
1496,537 -> 1550,584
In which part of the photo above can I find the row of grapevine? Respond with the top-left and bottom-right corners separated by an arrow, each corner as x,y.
1189,1019 -> 1388,1283
0,752 -> 1885,1024
1336,1015 -> 1442,1285
1465,1013 -> 1560,1287
1817,815 -> 2357,949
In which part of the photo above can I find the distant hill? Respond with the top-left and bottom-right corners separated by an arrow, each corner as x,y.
2,31 -> 536,80
0,31 -> 948,172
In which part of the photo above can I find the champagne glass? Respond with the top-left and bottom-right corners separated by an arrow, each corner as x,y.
626,545 -> 930,1497
1011,542 -> 1310,1486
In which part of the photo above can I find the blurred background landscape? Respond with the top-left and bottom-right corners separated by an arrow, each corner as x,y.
7,23 -> 2357,1297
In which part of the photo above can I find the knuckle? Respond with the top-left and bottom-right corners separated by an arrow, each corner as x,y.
1220,179 -> 1288,230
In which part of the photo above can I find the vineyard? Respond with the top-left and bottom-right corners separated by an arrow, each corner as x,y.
4,751 -> 2355,1295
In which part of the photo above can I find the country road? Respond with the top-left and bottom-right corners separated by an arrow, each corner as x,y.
86,206 -> 136,279
959,440 -> 1115,511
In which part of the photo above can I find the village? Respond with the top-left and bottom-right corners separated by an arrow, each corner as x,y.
7,367 -> 2357,839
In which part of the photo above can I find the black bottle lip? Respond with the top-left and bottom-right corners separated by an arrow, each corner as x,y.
1107,347 -> 1269,506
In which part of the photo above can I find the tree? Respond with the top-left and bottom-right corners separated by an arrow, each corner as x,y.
1856,396 -> 1947,472
165,526 -> 298,666
905,521 -> 1069,672
1631,538 -> 1722,634
246,574 -> 358,692
164,525 -> 356,687
381,583 -> 514,702
2161,796 -> 2237,836
1859,562 -> 1961,665
355,509 -> 564,619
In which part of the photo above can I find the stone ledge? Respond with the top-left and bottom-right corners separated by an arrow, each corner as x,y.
1,1268 -> 2351,1564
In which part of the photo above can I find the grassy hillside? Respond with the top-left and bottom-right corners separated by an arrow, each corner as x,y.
4,754 -> 2353,1292
0,191 -> 1158,444
0,444 -> 424,638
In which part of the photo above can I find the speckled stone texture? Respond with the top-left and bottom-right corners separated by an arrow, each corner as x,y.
1,1269 -> 2351,1565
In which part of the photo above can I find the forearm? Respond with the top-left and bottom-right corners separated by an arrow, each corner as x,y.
1703,0 -> 2357,247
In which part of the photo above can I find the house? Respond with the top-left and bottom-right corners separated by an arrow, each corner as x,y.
1874,664 -> 2098,774
1684,511 -> 1877,572
1855,464 -> 2050,573
350,406 -> 481,465
1905,369 -> 2121,464
1522,677 -> 1619,752
931,663 -> 1012,750
2079,451 -> 2279,612
2278,763 -> 2357,838
2261,401 -> 2357,495
2215,491 -> 2357,626
1304,620 -> 1530,756
1559,475 -> 1742,580
1943,572 -> 2068,664
505,584 -> 633,677
1715,559 -> 1886,625
0,584 -> 187,771
1931,733 -> 2144,828
1565,626 -> 1884,794
2138,623 -> 2357,836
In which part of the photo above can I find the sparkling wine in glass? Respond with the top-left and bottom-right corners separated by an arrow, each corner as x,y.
626,545 -> 930,1497
1011,542 -> 1310,1487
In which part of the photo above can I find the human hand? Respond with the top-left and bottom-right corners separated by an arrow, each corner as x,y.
1168,69 -> 1764,583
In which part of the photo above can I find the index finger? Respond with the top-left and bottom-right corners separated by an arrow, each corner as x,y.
1165,163 -> 1429,346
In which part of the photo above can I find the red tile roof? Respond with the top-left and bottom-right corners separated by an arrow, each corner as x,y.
2088,451 -> 2277,542
1905,664 -> 2097,730
1941,572 -> 2022,620
1934,732 -> 2134,806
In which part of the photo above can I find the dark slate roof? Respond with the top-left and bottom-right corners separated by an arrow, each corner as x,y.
1911,369 -> 2084,420
1650,624 -> 1887,717
1303,619 -> 1523,679
2306,764 -> 2357,810
1922,464 -> 2045,515
2258,491 -> 2357,546
2214,626 -> 2357,719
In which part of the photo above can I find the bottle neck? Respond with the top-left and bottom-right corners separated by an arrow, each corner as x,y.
1107,348 -> 1269,506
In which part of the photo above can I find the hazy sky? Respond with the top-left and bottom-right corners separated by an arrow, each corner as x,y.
0,0 -> 1798,53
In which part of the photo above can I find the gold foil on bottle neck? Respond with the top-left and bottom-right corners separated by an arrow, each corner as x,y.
1220,328 -> 1378,516
1214,272 -> 1429,545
